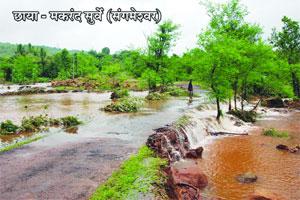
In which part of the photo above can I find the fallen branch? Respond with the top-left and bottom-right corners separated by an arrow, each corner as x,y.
209,131 -> 248,136
251,98 -> 262,111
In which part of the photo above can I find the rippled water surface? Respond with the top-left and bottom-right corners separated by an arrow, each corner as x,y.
0,92 -> 200,147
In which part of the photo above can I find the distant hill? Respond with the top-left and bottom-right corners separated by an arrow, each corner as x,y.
0,42 -> 79,57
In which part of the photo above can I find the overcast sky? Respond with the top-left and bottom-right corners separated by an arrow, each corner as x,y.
0,0 -> 299,54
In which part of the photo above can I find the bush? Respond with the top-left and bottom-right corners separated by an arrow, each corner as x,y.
104,97 -> 144,113
110,89 -> 129,99
0,120 -> 19,135
166,86 -> 189,97
60,116 -> 82,128
21,115 -> 49,132
145,92 -> 168,101
228,110 -> 257,123
263,128 -> 289,138
49,118 -> 61,126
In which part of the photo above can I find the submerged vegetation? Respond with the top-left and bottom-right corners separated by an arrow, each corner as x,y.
0,135 -> 45,153
145,92 -> 168,101
104,97 -> 144,113
90,146 -> 167,200
0,115 -> 82,136
165,86 -> 189,97
228,110 -> 257,123
0,120 -> 19,135
263,128 -> 290,138
60,116 -> 82,128
110,88 -> 129,99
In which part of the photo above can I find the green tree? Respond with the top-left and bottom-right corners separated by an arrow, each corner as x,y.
15,44 -> 26,56
0,57 -> 13,82
55,49 -> 72,79
147,20 -> 179,89
271,16 -> 300,97
12,55 -> 39,83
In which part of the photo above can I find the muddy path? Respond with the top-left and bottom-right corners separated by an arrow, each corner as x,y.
0,92 -> 200,200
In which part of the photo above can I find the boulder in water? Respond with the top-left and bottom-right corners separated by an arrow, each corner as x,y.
276,144 -> 300,153
236,172 -> 257,183
289,145 -> 300,153
262,97 -> 285,108
147,127 -> 190,162
276,144 -> 289,151
167,165 -> 208,199
185,147 -> 203,159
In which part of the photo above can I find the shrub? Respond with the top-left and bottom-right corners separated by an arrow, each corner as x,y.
110,89 -> 129,99
263,128 -> 289,138
166,86 -> 189,97
145,92 -> 168,101
60,116 -> 82,128
21,115 -> 49,132
49,118 -> 61,126
104,97 -> 144,113
228,110 -> 257,123
0,120 -> 19,135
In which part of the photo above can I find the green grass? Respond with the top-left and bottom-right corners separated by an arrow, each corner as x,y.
263,128 -> 290,138
0,135 -> 45,153
90,146 -> 167,200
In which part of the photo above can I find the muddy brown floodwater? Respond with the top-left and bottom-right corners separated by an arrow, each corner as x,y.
195,111 -> 300,200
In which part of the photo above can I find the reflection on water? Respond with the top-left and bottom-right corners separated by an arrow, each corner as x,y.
198,111 -> 300,200
0,92 -> 200,148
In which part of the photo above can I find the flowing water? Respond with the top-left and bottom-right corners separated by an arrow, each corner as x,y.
0,89 -> 299,200
0,91 -> 203,199
177,109 -> 300,200
0,91 -> 202,146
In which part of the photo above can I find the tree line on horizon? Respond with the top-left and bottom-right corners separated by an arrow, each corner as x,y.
0,0 -> 299,118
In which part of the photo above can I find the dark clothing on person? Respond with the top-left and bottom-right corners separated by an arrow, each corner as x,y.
188,80 -> 193,98
188,80 -> 193,91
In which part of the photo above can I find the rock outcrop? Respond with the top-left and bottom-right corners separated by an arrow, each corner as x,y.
164,164 -> 208,200
147,126 -> 208,199
147,126 -> 190,162
262,97 -> 285,108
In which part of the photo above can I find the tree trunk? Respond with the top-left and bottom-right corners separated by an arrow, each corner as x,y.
228,98 -> 232,112
292,72 -> 300,97
233,80 -> 238,110
241,98 -> 244,111
216,97 -> 221,121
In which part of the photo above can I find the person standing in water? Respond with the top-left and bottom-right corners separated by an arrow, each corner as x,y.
188,79 -> 193,98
